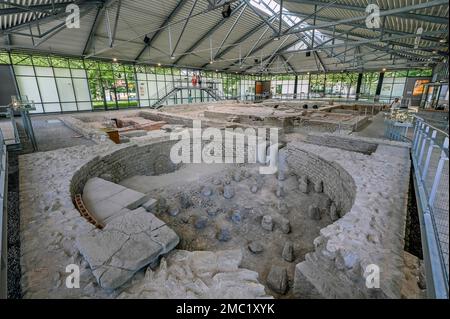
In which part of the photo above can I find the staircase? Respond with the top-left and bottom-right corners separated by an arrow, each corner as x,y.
151,85 -> 225,109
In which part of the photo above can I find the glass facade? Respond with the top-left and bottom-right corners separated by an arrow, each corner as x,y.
0,51 -> 433,113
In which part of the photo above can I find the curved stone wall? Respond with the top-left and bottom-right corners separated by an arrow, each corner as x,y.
285,146 -> 357,217
70,139 -> 179,197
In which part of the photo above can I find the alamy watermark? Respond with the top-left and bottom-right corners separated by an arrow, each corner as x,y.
65,4 -> 80,29
365,4 -> 381,29
65,264 -> 80,289
364,264 -> 380,289
169,120 -> 280,175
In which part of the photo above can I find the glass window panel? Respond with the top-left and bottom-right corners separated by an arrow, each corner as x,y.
56,78 -> 76,102
77,102 -> 92,111
71,69 -> 87,78
30,103 -> 44,114
148,82 -> 158,99
391,83 -> 405,97
69,59 -> 84,69
11,54 -> 32,65
137,73 -> 147,81
140,100 -> 150,107
137,81 -> 148,99
35,67 -> 53,76
51,57 -> 69,68
44,103 -> 61,112
73,78 -> 91,101
61,103 -> 78,112
37,77 -> 59,102
54,68 -> 71,77
16,76 -> 41,102
0,52 -> 10,64
14,65 -> 35,76
32,56 -> 51,67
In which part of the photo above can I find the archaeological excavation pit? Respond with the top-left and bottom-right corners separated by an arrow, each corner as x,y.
68,138 -> 357,298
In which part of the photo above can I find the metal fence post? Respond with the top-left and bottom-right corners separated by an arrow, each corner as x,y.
418,126 -> 430,168
422,130 -> 438,182
428,137 -> 449,209
413,120 -> 422,151
415,123 -> 426,158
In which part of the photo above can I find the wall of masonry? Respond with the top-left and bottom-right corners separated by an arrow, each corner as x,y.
288,137 -> 411,299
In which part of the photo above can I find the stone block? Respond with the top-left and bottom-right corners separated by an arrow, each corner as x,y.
142,198 -> 158,212
261,215 -> 273,231
76,209 -> 179,290
308,205 -> 321,220
279,217 -> 291,234
282,242 -> 294,262
266,266 -> 288,295
314,180 -> 324,193
299,176 -> 309,194
248,241 -> 264,254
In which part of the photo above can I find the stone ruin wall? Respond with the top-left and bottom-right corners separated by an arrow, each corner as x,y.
70,140 -> 178,197
285,146 -> 357,223
305,134 -> 379,154
70,136 -> 262,199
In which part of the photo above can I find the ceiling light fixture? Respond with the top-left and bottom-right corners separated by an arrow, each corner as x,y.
222,4 -> 232,18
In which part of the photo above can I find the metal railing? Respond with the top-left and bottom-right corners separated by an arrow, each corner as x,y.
0,129 -> 7,299
411,116 -> 449,299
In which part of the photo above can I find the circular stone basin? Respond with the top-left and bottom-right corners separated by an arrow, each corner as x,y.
70,140 -> 356,298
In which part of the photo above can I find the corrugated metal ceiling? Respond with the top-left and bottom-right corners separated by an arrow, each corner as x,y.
0,0 -> 447,73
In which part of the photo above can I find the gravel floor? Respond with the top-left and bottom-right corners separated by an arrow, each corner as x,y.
5,116 -> 96,298
405,165 -> 424,259
31,117 -> 94,152
7,150 -> 22,299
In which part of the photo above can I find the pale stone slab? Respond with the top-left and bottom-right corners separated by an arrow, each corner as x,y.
82,177 -> 151,224
76,209 -> 179,290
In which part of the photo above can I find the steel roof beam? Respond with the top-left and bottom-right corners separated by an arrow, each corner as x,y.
173,0 -> 246,64
280,29 -> 445,60
284,0 -> 449,25
280,54 -> 296,73
213,3 -> 247,60
241,38 -> 303,71
135,0 -> 187,61
278,0 -> 449,38
0,0 -> 100,15
83,3 -> 104,55
284,11 -> 444,44
171,0 -> 198,57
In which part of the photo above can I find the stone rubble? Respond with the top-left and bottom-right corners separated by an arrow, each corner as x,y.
118,249 -> 271,299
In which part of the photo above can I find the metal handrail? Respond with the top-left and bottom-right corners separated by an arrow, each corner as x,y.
414,115 -> 449,138
385,113 -> 449,298
0,129 -> 7,299
411,116 -> 449,299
